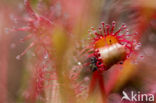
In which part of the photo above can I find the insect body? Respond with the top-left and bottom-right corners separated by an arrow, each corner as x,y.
97,43 -> 126,68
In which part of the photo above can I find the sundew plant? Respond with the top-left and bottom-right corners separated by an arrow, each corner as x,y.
0,0 -> 156,103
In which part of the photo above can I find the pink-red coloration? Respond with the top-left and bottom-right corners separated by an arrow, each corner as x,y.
87,21 -> 140,103
16,0 -> 56,102
16,0 -> 53,60
88,21 -> 139,71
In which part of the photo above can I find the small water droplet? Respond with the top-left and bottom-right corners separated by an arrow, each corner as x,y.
10,43 -> 16,49
77,62 -> 82,65
101,22 -> 104,26
44,54 -> 49,59
106,24 -> 110,28
32,52 -> 36,57
16,55 -> 21,60
34,21 -> 39,28
10,14 -> 18,24
112,21 -> 116,26
84,77 -> 89,81
46,97 -> 49,101
55,2 -> 62,16
135,44 -> 141,50
143,47 -> 154,56
18,3 -> 24,10
4,28 -> 10,34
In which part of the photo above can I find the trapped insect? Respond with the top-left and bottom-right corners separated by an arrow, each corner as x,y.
86,21 -> 140,72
